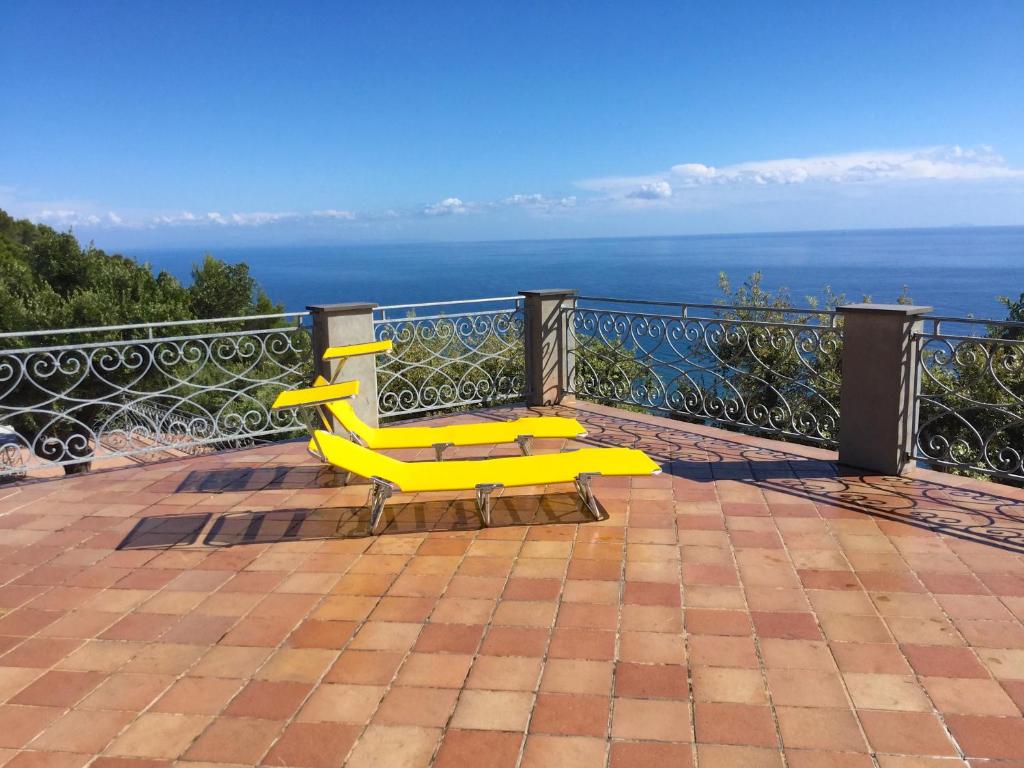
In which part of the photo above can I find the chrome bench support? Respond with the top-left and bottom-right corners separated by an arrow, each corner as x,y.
576,472 -> 603,520
368,477 -> 398,535
475,483 -> 504,526
515,435 -> 534,455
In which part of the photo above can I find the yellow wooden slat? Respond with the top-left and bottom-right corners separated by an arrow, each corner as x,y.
271,380 -> 359,410
322,339 -> 393,361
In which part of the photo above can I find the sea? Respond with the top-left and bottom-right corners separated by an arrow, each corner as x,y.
127,226 -> 1024,319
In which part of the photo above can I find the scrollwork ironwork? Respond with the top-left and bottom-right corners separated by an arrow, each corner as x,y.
566,306 -> 842,445
375,306 -> 526,418
915,332 -> 1024,481
1,318 -> 312,478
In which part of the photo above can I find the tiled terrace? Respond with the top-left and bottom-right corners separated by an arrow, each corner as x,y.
0,401 -> 1023,768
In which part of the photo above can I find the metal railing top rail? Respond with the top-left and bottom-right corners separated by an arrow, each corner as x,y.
376,295 -> 521,310
571,303 -> 840,332
916,332 -> 1024,347
7,322 -> 309,356
576,295 -> 839,325
373,308 -> 519,325
375,296 -> 522,320
0,311 -> 311,342
922,315 -> 1024,335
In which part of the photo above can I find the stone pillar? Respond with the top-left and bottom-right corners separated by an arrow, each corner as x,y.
520,289 -> 577,406
837,303 -> 933,476
307,303 -> 380,427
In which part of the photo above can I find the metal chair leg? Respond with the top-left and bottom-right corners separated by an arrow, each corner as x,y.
475,483 -> 503,527
433,442 -> 453,461
575,472 -> 604,520
368,477 -> 397,535
515,435 -> 534,455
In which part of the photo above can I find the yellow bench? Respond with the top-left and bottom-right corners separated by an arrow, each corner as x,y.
313,340 -> 588,456
277,372 -> 587,459
310,429 -> 661,533
314,376 -> 585,458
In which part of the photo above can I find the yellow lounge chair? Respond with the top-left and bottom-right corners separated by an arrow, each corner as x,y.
311,376 -> 584,458
315,340 -> 588,457
309,428 -> 661,533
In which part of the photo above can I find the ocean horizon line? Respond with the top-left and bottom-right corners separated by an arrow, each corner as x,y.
112,222 -> 1024,255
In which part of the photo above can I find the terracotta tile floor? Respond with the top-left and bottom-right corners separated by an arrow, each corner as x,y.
0,400 -> 1023,767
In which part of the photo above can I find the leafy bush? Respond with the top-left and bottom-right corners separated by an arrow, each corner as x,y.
708,271 -> 847,443
0,210 -> 305,474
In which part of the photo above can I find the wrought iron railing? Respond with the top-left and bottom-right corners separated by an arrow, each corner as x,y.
6,289 -> 1020,487
101,399 -> 246,459
374,297 -> 527,418
914,316 -> 1024,481
566,297 -> 843,445
0,313 -> 312,477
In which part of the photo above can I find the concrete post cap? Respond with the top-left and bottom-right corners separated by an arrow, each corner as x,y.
306,302 -> 379,314
837,303 -> 933,316
518,289 -> 579,298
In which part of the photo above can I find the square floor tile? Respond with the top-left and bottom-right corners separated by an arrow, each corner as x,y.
345,725 -> 441,768
450,690 -> 534,731
106,713 -> 211,759
434,729 -> 523,768
611,698 -> 691,742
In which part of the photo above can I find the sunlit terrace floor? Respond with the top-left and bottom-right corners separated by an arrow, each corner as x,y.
1,401 -> 1024,768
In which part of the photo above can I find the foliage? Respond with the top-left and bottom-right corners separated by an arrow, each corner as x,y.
376,313 -> 526,416
0,209 -> 304,474
916,290 -> 1024,484
376,308 -> 655,418
996,292 -> 1024,338
0,210 -> 193,335
713,272 -> 1022,484
703,271 -> 846,442
571,334 -> 656,413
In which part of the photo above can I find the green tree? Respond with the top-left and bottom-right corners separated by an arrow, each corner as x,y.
916,291 -> 1024,483
707,271 -> 846,443
376,308 -> 655,418
996,292 -> 1024,336
188,254 -> 281,321
0,210 -> 300,475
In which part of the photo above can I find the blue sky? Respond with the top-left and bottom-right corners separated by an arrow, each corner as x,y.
2,0 -> 1022,246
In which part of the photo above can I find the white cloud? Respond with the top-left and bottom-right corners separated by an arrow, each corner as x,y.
578,145 -> 1024,202
627,181 -> 673,200
312,209 -> 356,220
152,211 -> 198,225
36,209 -> 109,227
10,142 -> 1022,235
38,209 -> 78,223
145,209 -> 358,228
423,197 -> 469,216
503,193 -> 578,211
228,211 -> 297,226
